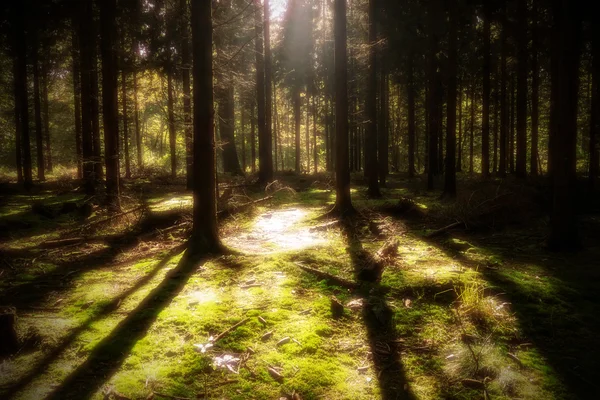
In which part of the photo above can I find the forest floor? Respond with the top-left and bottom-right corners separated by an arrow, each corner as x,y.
0,173 -> 599,400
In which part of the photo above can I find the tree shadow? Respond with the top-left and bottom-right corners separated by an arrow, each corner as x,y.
402,218 -> 600,399
1,243 -> 186,399
339,217 -> 415,400
44,248 -> 215,400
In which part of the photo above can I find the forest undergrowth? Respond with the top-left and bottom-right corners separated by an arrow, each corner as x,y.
0,173 -> 598,400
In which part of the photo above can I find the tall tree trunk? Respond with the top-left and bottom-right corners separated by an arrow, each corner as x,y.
516,0 -> 528,178
427,0 -> 441,190
133,67 -> 142,172
530,0 -> 539,176
366,0 -> 380,197
78,1 -> 96,195
510,74 -> 515,173
262,0 -> 274,183
481,3 -> 491,178
379,63 -> 389,187
444,0 -> 457,197
313,94 -> 318,173
306,93 -> 310,172
218,84 -> 243,175
273,81 -> 279,171
407,51 -> 416,178
91,21 -> 103,181
254,0 -> 267,181
590,18 -> 599,190
456,81 -> 463,172
190,0 -> 221,253
333,0 -> 354,214
499,9 -> 508,178
99,0 -> 121,211
42,60 -> 52,173
167,67 -> 177,179
241,97 -> 246,172
180,0 -> 192,188
122,61 -> 131,179
548,0 -> 581,250
251,100 -> 256,173
469,80 -> 475,174
493,64 -> 499,174
325,93 -> 331,171
71,21 -> 83,179
294,88 -> 301,173
33,36 -> 45,181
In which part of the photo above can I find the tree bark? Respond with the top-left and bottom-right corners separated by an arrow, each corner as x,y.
190,0 -> 222,253
218,84 -> 243,175
42,59 -> 52,173
293,88 -> 301,173
456,80 -> 463,172
366,0 -> 380,197
261,0 -> 274,183
469,80 -> 475,174
379,62 -> 389,187
516,0 -> 528,178
499,8 -> 508,178
167,67 -> 177,179
427,0 -> 442,190
99,0 -> 121,211
121,47 -> 131,179
590,17 -> 599,190
33,31 -> 45,181
251,100 -> 256,173
443,0 -> 457,197
71,21 -> 83,179
407,51 -> 416,178
481,3 -> 491,178
530,0 -> 539,176
333,0 -> 354,214
180,0 -> 192,188
90,19 -> 103,181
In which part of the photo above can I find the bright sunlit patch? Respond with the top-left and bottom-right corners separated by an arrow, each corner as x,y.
150,195 -> 193,212
224,208 -> 326,254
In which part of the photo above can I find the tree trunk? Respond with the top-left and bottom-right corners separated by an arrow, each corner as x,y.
33,35 -> 45,181
548,0 -> 581,250
78,1 -> 96,195
251,100 -> 256,173
122,53 -> 131,179
306,93 -> 310,172
333,0 -> 354,214
71,21 -> 83,180
167,67 -> 177,179
366,0 -> 380,197
180,0 -> 192,188
379,63 -> 389,187
590,17 -> 599,190
516,0 -> 528,178
262,0 -> 274,183
99,0 -> 121,211
493,64 -> 500,174
407,51 -> 416,178
469,80 -> 475,174
510,75 -> 515,174
218,84 -> 243,175
42,60 -> 52,173
254,0 -> 267,181
190,0 -> 222,253
427,0 -> 442,190
241,97 -> 247,172
481,3 -> 491,178
499,9 -> 508,178
530,1 -> 539,176
91,20 -> 103,182
443,0 -> 457,197
313,93 -> 318,173
456,80 -> 463,172
273,81 -> 279,171
294,88 -> 301,173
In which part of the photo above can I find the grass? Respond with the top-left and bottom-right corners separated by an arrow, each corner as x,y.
0,173 -> 598,399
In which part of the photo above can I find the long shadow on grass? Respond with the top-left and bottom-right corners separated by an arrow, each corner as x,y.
1,243 -> 186,399
339,218 -> 415,400
44,248 -> 217,400
405,221 -> 600,399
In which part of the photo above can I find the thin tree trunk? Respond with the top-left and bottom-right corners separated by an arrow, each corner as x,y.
262,0 -> 274,183
218,85 -> 242,175
367,0 -> 380,197
427,0 -> 441,190
379,64 -> 389,187
99,0 -> 121,211
42,60 -> 52,173
122,60 -> 131,179
499,9 -> 508,178
408,51 -> 416,177
254,0 -> 267,181
313,93 -> 318,173
241,97 -> 246,172
71,22 -> 83,179
530,0 -> 539,176
33,36 -> 45,181
180,0 -> 192,187
516,0 -> 528,178
78,1 -> 95,194
590,19 -> 599,190
493,64 -> 499,174
469,80 -> 475,174
481,3 -> 491,178
167,67 -> 177,179
444,0 -> 457,197
456,80 -> 463,172
251,100 -> 256,173
306,93 -> 310,172
91,20 -> 103,181
510,74 -> 515,173
294,88 -> 301,173
273,81 -> 279,172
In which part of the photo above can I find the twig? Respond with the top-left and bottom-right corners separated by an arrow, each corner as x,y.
212,317 -> 250,343
293,262 -> 358,289
426,221 -> 465,238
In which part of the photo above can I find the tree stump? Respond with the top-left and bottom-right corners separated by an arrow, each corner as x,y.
0,307 -> 19,357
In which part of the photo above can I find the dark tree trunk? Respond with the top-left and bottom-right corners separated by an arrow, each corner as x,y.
313,94 -> 318,173
530,0 -> 539,176
333,0 -> 354,214
190,0 -> 222,253
181,0 -> 192,188
273,81 -> 279,171
241,98 -> 246,172
99,0 -> 121,211
427,0 -> 442,190
443,0 -> 457,197
516,0 -> 528,178
366,0 -> 380,197
306,94 -> 310,172
407,51 -> 416,178
167,67 -> 177,179
42,60 -> 52,173
133,66 -> 142,172
33,35 -> 45,181
13,49 -> 23,183
379,64 -> 389,187
456,81 -> 463,172
469,80 -> 475,174
262,0 -> 274,183
548,0 -> 581,250
78,1 -> 96,195
493,64 -> 500,174
481,3 -> 491,178
71,21 -> 83,179
590,18 -> 600,190
122,62 -> 131,179
293,88 -> 301,173
254,0 -> 267,180
90,19 -> 103,181
251,100 -> 256,173
510,75 -> 515,174
218,85 -> 242,175
499,9 -> 508,178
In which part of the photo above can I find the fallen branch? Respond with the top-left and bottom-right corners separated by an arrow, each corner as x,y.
212,317 -> 250,343
309,220 -> 340,232
293,262 -> 358,289
39,237 -> 85,249
217,196 -> 273,218
426,221 -> 465,238
79,205 -> 146,231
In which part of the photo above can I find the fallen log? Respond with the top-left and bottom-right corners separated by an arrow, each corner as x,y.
426,221 -> 465,238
